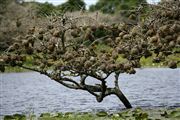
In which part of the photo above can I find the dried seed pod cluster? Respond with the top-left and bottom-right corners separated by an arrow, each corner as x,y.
142,0 -> 180,67
0,54 -> 26,69
0,0 -> 179,74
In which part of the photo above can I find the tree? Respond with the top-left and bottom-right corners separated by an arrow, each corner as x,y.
89,0 -> 147,14
0,1 -> 179,108
58,0 -> 86,12
37,2 -> 57,16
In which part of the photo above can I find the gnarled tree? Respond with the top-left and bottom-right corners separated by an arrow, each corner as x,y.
0,1 -> 179,109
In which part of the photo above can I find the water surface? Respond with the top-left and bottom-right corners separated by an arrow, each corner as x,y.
0,68 -> 180,116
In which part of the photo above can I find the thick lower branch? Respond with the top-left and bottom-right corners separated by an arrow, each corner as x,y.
96,80 -> 107,102
83,85 -> 101,92
114,72 -> 132,108
114,88 -> 132,108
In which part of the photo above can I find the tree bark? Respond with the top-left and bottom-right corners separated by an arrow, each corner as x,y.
114,73 -> 132,108
114,88 -> 132,108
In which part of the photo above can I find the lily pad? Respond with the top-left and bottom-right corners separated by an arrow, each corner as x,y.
40,113 -> 51,117
4,115 -> 15,120
96,111 -> 108,117
168,110 -> 180,118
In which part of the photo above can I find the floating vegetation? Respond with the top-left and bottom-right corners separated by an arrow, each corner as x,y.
3,108 -> 180,120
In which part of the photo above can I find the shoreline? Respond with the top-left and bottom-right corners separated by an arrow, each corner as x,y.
2,107 -> 180,120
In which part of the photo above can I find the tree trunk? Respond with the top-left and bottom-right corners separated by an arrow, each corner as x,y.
114,88 -> 132,108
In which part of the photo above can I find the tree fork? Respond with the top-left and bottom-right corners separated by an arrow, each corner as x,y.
20,66 -> 133,108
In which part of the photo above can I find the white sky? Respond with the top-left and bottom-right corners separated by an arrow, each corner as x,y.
25,0 -> 98,6
24,0 -> 160,7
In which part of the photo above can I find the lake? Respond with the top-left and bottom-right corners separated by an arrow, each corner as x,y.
0,68 -> 180,116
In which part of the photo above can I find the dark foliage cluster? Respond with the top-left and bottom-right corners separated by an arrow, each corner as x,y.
142,0 -> 180,68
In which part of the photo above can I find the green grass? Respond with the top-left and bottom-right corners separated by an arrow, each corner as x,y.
95,44 -> 113,53
140,54 -> 180,68
4,66 -> 28,73
3,107 -> 180,120
140,56 -> 164,68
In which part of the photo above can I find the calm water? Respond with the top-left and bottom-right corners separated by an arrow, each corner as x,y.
0,68 -> 180,116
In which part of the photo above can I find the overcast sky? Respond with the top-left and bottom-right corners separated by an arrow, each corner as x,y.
25,0 -> 98,6
25,0 -> 160,7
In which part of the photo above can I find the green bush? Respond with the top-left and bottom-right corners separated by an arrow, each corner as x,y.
37,2 -> 57,16
89,0 -> 147,14
57,0 -> 86,12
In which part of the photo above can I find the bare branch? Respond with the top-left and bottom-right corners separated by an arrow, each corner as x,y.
55,79 -> 80,90
80,75 -> 87,85
114,72 -> 120,89
61,77 -> 81,88
96,80 -> 107,102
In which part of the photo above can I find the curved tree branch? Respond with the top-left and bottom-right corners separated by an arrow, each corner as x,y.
114,72 -> 132,108
19,65 -> 132,108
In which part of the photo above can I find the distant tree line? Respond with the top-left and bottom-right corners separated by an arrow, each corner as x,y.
89,0 -> 147,14
35,0 -> 86,16
26,0 -> 147,16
